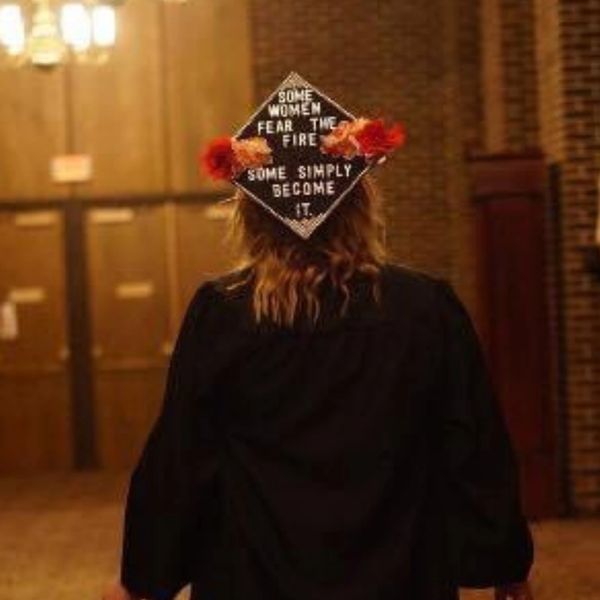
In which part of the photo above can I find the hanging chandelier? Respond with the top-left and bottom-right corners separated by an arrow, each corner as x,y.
0,1 -> 120,69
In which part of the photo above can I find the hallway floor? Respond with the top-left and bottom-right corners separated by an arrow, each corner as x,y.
0,473 -> 598,600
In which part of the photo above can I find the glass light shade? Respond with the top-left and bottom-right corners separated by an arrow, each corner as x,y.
28,3 -> 65,66
60,3 -> 91,51
91,5 -> 115,47
0,0 -> 118,68
0,4 -> 25,53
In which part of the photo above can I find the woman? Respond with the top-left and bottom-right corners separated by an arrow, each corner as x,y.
104,76 -> 534,600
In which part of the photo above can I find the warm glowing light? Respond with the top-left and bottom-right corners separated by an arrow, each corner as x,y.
91,5 -> 116,47
0,1 -> 123,67
0,4 -> 25,54
28,2 -> 65,67
60,3 -> 92,51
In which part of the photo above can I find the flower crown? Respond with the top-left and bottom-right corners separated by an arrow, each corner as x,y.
200,117 -> 406,181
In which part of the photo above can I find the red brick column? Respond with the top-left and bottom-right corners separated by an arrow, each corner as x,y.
481,0 -> 540,152
535,0 -> 600,515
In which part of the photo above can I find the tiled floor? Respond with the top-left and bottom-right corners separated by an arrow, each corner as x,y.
0,473 -> 598,600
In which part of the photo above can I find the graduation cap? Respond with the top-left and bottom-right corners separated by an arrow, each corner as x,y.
200,72 -> 406,239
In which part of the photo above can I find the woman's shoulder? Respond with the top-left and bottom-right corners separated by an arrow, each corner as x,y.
380,261 -> 446,299
381,262 -> 474,329
185,268 -> 254,328
205,267 -> 252,296
377,263 -> 459,338
193,267 -> 253,299
179,269 -> 254,338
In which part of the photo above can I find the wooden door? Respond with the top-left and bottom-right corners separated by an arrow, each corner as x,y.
470,153 -> 562,517
85,204 -> 170,468
0,209 -> 72,471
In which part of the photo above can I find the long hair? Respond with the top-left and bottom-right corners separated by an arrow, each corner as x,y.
223,174 -> 387,327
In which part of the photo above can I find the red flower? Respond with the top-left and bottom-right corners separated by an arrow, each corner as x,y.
200,136 -> 238,181
200,136 -> 273,181
320,117 -> 407,160
354,119 -> 406,157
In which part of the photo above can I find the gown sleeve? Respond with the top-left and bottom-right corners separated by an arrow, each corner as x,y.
119,282 -> 222,600
436,279 -> 534,588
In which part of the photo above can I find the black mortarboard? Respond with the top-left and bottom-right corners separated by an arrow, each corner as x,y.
233,72 -> 371,239
201,72 -> 405,239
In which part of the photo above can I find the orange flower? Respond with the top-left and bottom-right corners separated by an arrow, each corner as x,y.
320,119 -> 364,159
321,117 -> 406,159
232,137 -> 273,170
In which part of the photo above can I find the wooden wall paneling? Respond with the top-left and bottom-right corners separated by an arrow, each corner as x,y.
0,211 -> 69,366
0,209 -> 72,470
174,200 -> 235,314
85,204 -> 170,467
0,376 -> 72,471
163,0 -> 254,193
0,68 -> 68,200
70,0 -> 166,198
94,369 -> 167,469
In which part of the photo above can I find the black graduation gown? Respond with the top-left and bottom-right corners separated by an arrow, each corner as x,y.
119,263 -> 533,600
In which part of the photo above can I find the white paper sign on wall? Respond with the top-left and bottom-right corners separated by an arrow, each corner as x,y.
50,154 -> 93,183
0,300 -> 18,340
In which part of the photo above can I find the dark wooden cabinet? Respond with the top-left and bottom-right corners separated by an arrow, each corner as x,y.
469,153 -> 563,518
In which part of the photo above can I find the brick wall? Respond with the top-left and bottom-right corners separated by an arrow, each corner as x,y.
535,0 -> 566,162
443,0 -> 485,313
249,0 -> 484,312
479,0 -> 600,514
534,0 -> 600,514
481,0 -> 540,152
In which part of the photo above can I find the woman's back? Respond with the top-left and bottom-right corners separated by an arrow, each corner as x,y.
119,262 -> 532,600
201,263 -> 451,599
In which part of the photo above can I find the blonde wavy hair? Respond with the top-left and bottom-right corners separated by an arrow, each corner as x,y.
222,174 -> 387,327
